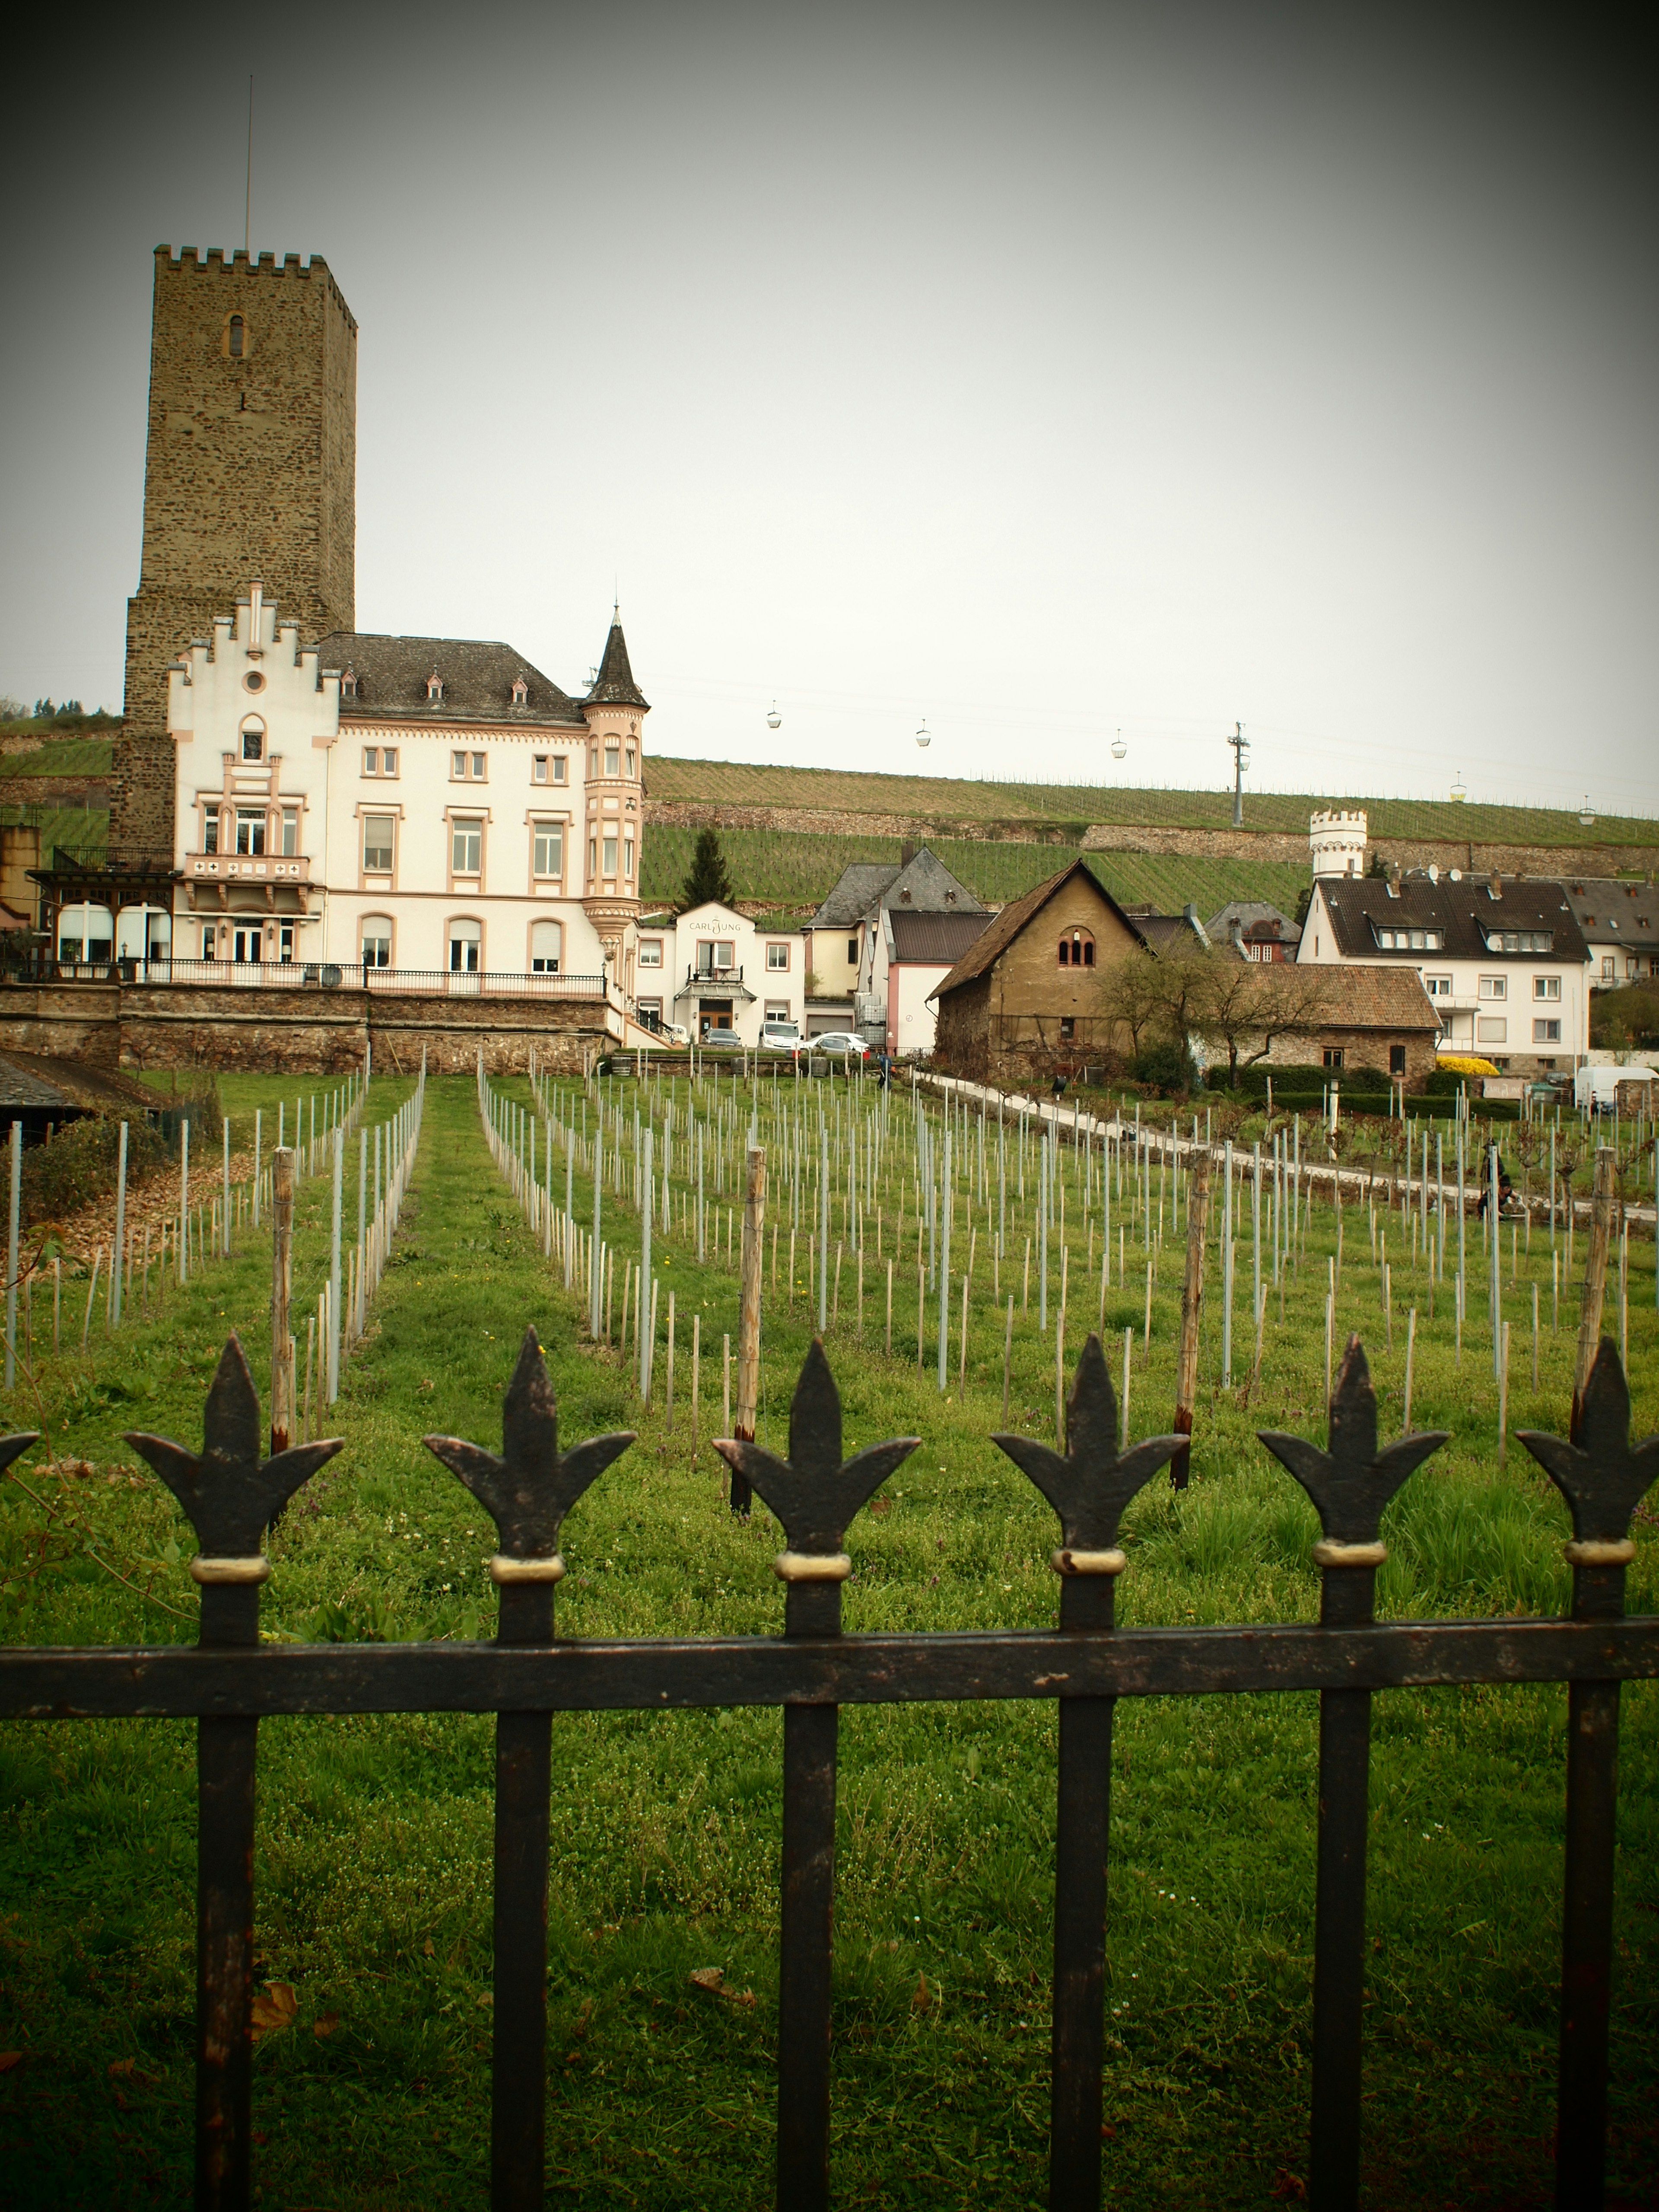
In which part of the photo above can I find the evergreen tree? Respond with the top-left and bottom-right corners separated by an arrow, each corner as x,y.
681,827 -> 734,910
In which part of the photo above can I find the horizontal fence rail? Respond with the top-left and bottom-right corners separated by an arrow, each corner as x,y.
0,1330 -> 1653,2212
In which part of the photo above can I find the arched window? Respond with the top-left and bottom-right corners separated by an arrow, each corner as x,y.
240,716 -> 265,761
228,314 -> 246,358
57,902 -> 114,965
448,917 -> 481,973
530,920 -> 562,974
1058,929 -> 1095,968
361,916 -> 393,969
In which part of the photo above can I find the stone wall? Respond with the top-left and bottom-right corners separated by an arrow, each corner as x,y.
645,798 -> 1658,888
0,982 -> 608,1077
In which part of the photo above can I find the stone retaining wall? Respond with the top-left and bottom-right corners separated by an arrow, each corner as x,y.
644,798 -> 1656,884
0,982 -> 609,1077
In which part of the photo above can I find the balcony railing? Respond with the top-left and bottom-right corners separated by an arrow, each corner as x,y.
184,850 -> 313,885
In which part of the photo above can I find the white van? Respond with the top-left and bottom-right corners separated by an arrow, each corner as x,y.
1574,1063 -> 1656,1114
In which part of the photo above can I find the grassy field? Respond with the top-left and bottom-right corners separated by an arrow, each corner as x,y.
646,757 -> 1659,852
0,1068 -> 1654,2209
640,823 -> 1312,920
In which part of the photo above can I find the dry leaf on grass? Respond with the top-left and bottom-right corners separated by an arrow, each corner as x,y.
250,1982 -> 298,2044
688,1967 -> 756,2008
911,1974 -> 932,2014
312,2012 -> 339,2040
0,2052 -> 21,2073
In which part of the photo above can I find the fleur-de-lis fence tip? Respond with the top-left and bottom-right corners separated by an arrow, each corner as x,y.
1519,1338 -> 1659,1571
1257,1335 -> 1447,1568
423,1325 -> 636,1582
124,1334 -> 343,1583
993,1331 -> 1182,1577
714,1337 -> 918,1579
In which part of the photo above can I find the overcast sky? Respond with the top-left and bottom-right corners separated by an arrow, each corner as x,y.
4,2 -> 1655,816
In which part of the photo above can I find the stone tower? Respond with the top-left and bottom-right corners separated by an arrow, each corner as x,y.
1309,807 -> 1368,880
114,246 -> 356,859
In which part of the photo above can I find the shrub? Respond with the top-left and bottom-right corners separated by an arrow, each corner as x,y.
1131,1040 -> 1196,1096
22,1115 -> 170,1231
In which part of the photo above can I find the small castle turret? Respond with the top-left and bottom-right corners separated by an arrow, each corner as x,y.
1309,808 -> 1367,880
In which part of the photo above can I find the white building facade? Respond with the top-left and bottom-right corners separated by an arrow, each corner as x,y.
1298,868 -> 1592,1073
160,585 -> 648,988
632,900 -> 805,1046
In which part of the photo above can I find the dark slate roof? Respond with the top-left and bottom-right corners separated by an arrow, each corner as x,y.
809,864 -> 902,928
585,618 -> 649,710
887,910 -> 993,966
882,847 -> 987,917
318,632 -> 586,727
1559,877 -> 1659,952
808,846 -> 985,930
1316,876 -> 1589,964
934,859 -> 1147,997
1134,913 -> 1208,957
1207,899 -> 1300,946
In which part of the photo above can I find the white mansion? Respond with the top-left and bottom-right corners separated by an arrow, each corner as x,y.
147,584 -> 648,990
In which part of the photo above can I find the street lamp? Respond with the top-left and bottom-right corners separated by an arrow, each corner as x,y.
1227,722 -> 1248,827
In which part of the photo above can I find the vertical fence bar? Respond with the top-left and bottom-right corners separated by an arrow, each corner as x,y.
1049,1557 -> 1118,2208
493,1579 -> 554,2211
1308,1570 -> 1374,2211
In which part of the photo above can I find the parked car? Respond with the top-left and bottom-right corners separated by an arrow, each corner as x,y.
809,1032 -> 869,1058
700,1029 -> 744,1053
759,1022 -> 803,1054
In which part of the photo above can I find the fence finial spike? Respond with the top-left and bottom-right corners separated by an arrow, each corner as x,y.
1518,1338 -> 1659,1551
715,1338 -> 918,1560
1259,1333 -> 1448,1549
125,1333 -> 342,1560
992,1330 -> 1183,1557
423,1323 -> 634,1563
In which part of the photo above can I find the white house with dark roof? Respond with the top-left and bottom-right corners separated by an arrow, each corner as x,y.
1297,867 -> 1591,1073
804,845 -> 987,1040
1560,878 -> 1659,992
159,583 -> 648,989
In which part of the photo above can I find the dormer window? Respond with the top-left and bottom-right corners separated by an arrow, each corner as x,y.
512,676 -> 529,707
426,668 -> 444,702
341,666 -> 359,700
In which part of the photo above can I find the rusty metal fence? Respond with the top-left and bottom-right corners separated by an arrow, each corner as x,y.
1,1328 -> 1654,2212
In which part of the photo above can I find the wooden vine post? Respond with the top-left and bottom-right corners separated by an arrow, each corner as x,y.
731,1144 -> 766,1517
270,1147 -> 295,1456
1570,1146 -> 1615,1434
1171,1149 -> 1211,1489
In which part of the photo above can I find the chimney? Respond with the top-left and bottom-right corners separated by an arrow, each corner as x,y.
899,840 -> 917,866
1490,870 -> 1503,901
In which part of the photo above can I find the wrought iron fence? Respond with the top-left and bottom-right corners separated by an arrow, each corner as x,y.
1,1329 -> 1654,2212
0,954 -> 609,998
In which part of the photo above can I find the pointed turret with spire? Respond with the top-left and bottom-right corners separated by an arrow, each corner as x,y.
580,605 -> 648,968
585,604 -> 649,711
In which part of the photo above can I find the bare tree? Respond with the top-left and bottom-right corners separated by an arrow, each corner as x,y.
1095,949 -> 1167,1055
1182,957 -> 1325,1087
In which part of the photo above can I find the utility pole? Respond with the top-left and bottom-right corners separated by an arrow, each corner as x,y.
1228,721 -> 1249,828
